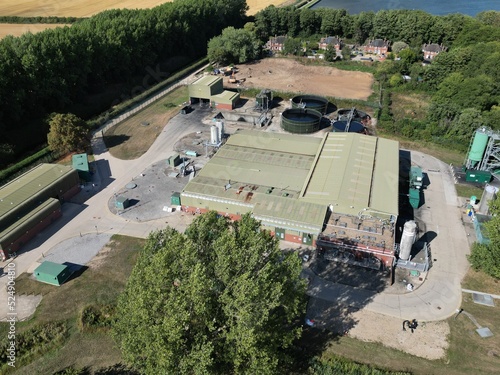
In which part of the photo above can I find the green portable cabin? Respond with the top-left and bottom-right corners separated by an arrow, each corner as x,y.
465,170 -> 492,183
409,188 -> 421,209
115,196 -> 130,210
34,261 -> 72,286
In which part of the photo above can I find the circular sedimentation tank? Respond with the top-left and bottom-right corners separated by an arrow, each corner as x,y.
281,108 -> 322,134
291,95 -> 329,114
332,120 -> 365,133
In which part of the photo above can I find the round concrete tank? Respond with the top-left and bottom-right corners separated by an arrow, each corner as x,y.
210,125 -> 219,144
478,184 -> 499,215
399,220 -> 417,261
291,95 -> 328,114
281,108 -> 322,134
332,120 -> 365,133
468,129 -> 489,162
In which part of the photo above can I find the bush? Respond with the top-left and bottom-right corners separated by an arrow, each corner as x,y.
468,243 -> 500,279
0,321 -> 68,373
309,356 -> 412,375
79,304 -> 116,332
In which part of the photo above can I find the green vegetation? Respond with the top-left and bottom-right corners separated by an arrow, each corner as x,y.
47,113 -> 90,154
468,195 -> 500,278
0,235 -> 144,374
0,16 -> 81,24
208,26 -> 261,65
309,356 -> 411,375
104,86 -> 188,159
0,0 -> 248,168
455,184 -> 484,199
114,212 -> 306,374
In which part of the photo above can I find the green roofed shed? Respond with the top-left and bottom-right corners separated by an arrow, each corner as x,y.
72,153 -> 91,181
34,261 -> 72,286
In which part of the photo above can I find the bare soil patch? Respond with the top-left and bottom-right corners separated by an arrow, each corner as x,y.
233,58 -> 374,100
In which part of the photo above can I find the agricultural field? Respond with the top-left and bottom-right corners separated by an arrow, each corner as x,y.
0,0 -> 289,38
0,0 -> 288,17
0,23 -> 67,38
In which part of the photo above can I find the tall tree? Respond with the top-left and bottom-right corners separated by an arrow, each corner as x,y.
47,113 -> 90,154
114,212 -> 306,375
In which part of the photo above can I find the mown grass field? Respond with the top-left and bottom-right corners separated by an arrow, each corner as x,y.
103,86 -> 188,160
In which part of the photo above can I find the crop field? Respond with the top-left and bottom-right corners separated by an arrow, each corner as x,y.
0,23 -> 67,38
0,0 -> 289,38
0,0 -> 287,17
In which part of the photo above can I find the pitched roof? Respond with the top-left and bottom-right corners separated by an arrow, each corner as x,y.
422,43 -> 446,53
320,36 -> 341,45
368,39 -> 390,47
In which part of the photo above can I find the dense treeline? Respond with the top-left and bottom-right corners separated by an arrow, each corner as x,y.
0,16 -> 82,24
253,7 -> 500,150
0,0 -> 247,168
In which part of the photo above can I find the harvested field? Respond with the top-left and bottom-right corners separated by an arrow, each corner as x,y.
0,23 -> 67,38
233,58 -> 374,100
0,0 -> 287,17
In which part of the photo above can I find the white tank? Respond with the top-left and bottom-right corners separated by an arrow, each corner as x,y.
399,220 -> 417,261
478,184 -> 499,215
216,120 -> 224,140
210,125 -> 219,144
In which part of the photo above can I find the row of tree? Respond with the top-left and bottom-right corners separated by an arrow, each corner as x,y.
253,7 -> 500,47
0,0 -> 248,168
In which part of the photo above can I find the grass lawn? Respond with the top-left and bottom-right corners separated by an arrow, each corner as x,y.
455,184 -> 485,199
0,235 -> 144,374
104,86 -> 188,160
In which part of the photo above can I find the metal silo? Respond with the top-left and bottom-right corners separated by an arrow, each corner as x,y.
478,184 -> 499,215
210,125 -> 219,145
399,220 -> 417,261
468,129 -> 489,162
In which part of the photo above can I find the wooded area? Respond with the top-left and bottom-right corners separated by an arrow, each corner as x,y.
0,0 -> 248,167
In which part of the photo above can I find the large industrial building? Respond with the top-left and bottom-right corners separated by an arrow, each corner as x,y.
181,130 -> 399,267
0,164 -> 80,260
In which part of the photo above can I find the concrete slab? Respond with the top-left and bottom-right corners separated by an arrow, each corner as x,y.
472,293 -> 495,307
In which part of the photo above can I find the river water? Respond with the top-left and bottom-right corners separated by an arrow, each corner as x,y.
310,0 -> 500,16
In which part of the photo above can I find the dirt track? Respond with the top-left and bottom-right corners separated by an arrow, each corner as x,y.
231,58 -> 374,100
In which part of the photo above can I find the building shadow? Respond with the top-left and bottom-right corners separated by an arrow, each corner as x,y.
62,262 -> 88,283
94,159 -> 114,190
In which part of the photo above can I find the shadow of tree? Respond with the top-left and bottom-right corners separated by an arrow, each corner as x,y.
103,134 -> 130,148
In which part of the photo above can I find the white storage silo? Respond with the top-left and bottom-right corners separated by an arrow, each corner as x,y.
216,120 -> 224,141
478,184 -> 499,215
399,220 -> 417,261
210,125 -> 219,145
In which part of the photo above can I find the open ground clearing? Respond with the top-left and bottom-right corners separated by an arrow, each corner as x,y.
0,0 -> 288,17
0,23 -> 67,38
235,58 -> 374,100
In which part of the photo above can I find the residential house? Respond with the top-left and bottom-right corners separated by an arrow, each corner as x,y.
318,36 -> 342,51
364,39 -> 390,55
422,43 -> 447,61
265,35 -> 287,52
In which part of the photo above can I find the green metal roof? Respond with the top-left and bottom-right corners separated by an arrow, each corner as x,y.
34,261 -> 68,276
211,90 -> 240,104
72,153 -> 89,172
300,133 -> 398,217
253,194 -> 326,233
191,75 -> 221,87
0,164 -> 75,223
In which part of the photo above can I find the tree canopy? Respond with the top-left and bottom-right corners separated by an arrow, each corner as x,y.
113,212 -> 306,374
208,27 -> 261,65
47,113 -> 90,154
468,197 -> 500,279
